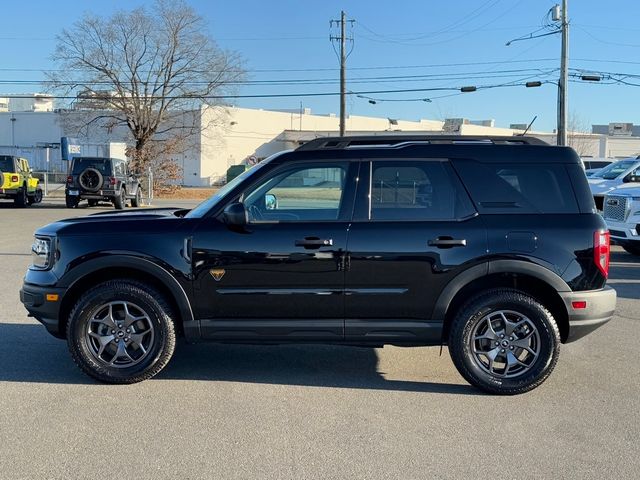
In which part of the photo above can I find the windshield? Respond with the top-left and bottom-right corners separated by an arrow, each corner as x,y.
0,156 -> 15,172
185,154 -> 280,218
592,159 -> 639,180
71,157 -> 112,175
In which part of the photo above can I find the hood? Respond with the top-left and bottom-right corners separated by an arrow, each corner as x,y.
605,183 -> 640,196
589,179 -> 622,195
35,207 -> 191,237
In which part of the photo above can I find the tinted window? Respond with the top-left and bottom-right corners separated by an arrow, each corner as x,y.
369,161 -> 474,220
0,156 -> 14,172
72,157 -> 112,175
244,164 -> 347,222
454,160 -> 579,214
114,161 -> 125,176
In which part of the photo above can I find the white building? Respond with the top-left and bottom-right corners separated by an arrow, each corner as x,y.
1,103 -> 640,185
0,94 -> 54,112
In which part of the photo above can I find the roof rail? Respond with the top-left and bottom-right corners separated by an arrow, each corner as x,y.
296,135 -> 548,151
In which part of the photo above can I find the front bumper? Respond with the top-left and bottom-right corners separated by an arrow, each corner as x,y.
605,219 -> 640,245
560,286 -> 616,343
20,283 -> 66,339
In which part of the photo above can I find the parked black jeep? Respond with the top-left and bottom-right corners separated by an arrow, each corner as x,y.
21,136 -> 616,394
65,156 -> 143,209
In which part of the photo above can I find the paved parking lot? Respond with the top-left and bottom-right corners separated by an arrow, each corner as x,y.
1,199 -> 639,479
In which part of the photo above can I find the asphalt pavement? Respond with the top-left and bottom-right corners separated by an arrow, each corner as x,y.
0,198 -> 638,479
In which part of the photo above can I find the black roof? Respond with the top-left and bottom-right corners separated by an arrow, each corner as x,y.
296,135 -> 548,151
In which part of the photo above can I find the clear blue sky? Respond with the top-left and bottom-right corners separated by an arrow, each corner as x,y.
2,0 -> 640,132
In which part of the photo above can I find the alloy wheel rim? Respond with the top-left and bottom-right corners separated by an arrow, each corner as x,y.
470,309 -> 541,378
86,301 -> 155,368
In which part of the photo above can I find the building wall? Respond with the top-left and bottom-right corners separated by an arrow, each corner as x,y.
198,105 -> 446,185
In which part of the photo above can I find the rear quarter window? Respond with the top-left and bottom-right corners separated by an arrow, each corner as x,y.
453,159 -> 580,214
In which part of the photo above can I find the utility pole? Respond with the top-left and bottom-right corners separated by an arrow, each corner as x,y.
330,11 -> 353,137
557,0 -> 569,146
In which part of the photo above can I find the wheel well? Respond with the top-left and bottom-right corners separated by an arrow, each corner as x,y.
442,273 -> 569,343
58,267 -> 184,338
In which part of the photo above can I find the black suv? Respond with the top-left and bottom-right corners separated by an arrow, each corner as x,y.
21,136 -> 616,394
65,156 -> 143,209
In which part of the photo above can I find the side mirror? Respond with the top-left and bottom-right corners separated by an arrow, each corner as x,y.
223,202 -> 248,227
265,193 -> 278,210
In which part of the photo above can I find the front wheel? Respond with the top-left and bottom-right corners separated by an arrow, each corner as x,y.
623,244 -> 640,257
66,280 -> 176,384
113,188 -> 126,209
131,187 -> 143,207
28,188 -> 43,205
448,289 -> 560,395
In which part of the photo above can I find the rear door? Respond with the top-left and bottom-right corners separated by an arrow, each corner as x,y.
344,158 -> 488,344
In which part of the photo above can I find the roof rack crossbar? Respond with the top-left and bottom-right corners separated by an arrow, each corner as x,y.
296,135 -> 548,151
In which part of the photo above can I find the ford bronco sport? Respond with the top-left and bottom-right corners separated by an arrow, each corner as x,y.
20,136 -> 616,394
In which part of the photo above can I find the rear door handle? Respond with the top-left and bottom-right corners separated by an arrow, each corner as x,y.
428,237 -> 467,248
295,237 -> 333,249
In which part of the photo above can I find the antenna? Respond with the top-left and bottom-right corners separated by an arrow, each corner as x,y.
520,115 -> 538,136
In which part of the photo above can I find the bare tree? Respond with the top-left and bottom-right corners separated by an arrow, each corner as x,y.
48,0 -> 244,174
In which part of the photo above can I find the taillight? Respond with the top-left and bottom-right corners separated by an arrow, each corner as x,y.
594,230 -> 610,278
11,175 -> 19,182
66,175 -> 73,184
109,177 -> 117,186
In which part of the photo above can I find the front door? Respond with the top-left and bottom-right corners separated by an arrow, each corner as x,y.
191,161 -> 358,342
345,159 -> 487,344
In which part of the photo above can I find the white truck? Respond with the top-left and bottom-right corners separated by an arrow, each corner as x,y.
602,180 -> 640,256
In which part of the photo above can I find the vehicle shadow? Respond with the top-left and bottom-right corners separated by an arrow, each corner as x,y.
0,322 -> 478,395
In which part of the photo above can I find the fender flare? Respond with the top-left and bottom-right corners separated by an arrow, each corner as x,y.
59,254 -> 195,331
432,259 -> 571,321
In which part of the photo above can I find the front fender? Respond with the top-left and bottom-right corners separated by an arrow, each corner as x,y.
59,254 -> 197,338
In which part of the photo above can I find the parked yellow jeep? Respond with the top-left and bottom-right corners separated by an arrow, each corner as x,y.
0,155 -> 42,207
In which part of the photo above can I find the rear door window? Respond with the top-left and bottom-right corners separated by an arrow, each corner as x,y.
453,160 -> 579,214
361,160 -> 475,221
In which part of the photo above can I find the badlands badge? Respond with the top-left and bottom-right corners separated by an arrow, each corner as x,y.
209,268 -> 226,282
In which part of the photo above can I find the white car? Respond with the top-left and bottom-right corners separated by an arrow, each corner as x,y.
602,182 -> 640,256
588,157 -> 640,210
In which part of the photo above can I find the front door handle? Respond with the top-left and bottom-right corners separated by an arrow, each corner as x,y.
295,237 -> 333,249
428,237 -> 467,248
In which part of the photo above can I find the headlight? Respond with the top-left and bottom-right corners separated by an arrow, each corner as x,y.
31,237 -> 53,270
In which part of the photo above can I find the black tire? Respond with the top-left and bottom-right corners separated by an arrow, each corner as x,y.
87,199 -> 99,207
65,195 -> 79,208
66,279 -> 176,384
14,185 -> 27,208
131,187 -> 143,208
78,168 -> 103,192
28,188 -> 43,205
113,188 -> 126,209
622,244 -> 640,257
448,289 -> 560,395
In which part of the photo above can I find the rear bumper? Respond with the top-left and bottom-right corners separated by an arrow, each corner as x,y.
20,283 -> 66,339
560,286 -> 616,343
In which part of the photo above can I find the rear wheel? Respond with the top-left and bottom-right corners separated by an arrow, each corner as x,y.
622,244 -> 640,257
113,188 -> 126,209
65,195 -> 79,208
66,280 -> 176,384
449,289 -> 560,395
14,186 -> 27,207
